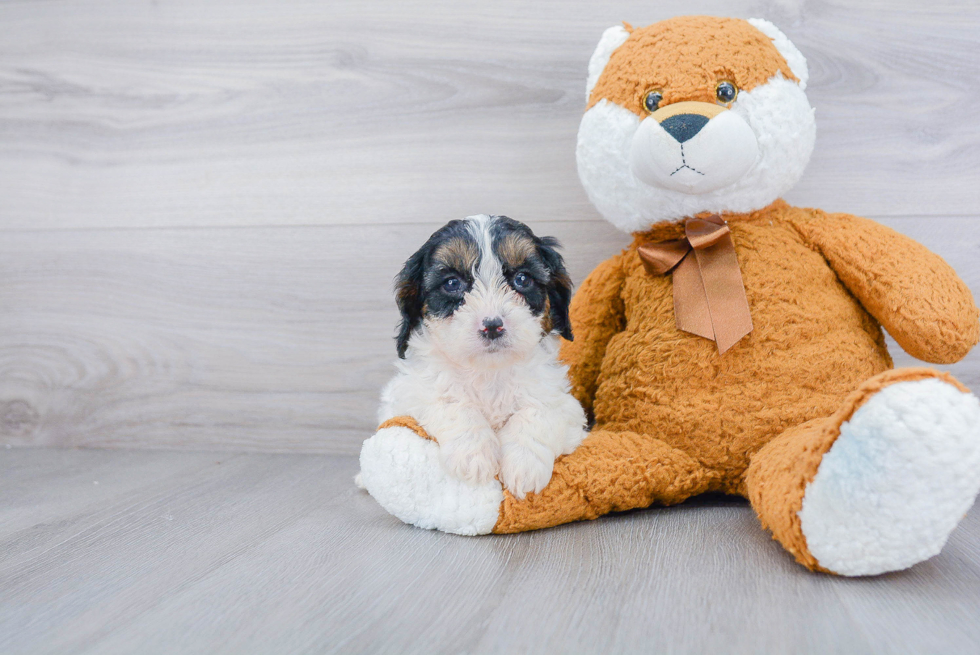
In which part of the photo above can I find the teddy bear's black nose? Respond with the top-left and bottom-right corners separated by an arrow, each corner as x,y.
660,113 -> 710,143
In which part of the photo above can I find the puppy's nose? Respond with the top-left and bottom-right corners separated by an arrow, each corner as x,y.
481,317 -> 505,340
659,113 -> 710,143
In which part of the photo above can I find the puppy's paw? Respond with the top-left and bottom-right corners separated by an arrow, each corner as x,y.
440,430 -> 500,485
500,442 -> 554,499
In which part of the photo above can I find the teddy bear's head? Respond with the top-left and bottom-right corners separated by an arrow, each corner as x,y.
577,16 -> 815,232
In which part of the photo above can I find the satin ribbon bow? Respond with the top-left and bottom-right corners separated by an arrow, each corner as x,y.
637,214 -> 753,354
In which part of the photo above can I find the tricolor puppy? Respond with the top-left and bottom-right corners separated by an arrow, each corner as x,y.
377,215 -> 587,498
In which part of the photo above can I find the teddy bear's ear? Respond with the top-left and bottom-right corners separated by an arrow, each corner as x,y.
747,18 -> 809,89
585,25 -> 630,101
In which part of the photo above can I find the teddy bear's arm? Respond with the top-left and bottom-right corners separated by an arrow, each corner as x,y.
798,212 -> 979,364
559,252 -> 628,414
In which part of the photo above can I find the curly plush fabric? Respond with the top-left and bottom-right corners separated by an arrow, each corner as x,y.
378,416 -> 434,441
489,200 -> 980,546
366,201 -> 979,563
588,16 -> 798,115
745,368 -> 970,571
359,16 -> 980,575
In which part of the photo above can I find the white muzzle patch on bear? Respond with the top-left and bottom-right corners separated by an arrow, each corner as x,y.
629,101 -> 759,195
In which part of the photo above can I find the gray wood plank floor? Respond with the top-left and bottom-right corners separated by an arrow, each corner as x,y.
2,448 -> 979,654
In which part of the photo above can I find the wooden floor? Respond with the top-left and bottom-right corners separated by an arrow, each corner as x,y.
2,448 -> 979,654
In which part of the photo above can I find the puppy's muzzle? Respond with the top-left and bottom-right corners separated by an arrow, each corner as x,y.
481,316 -> 505,341
629,101 -> 760,195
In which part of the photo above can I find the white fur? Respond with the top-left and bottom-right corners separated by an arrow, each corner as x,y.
585,25 -> 630,101
359,426 -> 503,535
577,74 -> 815,232
373,215 -> 587,501
747,18 -> 809,89
629,109 -> 760,194
378,329 -> 585,499
799,379 -> 980,576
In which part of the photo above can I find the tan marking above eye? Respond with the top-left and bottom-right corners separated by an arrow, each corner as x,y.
433,238 -> 478,273
498,233 -> 536,269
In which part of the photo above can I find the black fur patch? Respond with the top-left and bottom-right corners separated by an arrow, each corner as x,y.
394,220 -> 477,358
490,216 -> 574,341
394,216 -> 575,358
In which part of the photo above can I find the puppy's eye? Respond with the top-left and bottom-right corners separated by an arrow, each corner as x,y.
442,277 -> 463,293
513,272 -> 533,290
715,81 -> 738,105
643,90 -> 663,113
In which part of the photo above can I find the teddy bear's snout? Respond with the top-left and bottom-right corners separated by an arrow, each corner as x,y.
628,102 -> 760,196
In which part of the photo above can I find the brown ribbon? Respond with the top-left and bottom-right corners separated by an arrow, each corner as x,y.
637,214 -> 753,354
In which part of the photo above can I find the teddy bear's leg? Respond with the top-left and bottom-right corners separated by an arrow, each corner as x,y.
746,368 -> 980,575
360,418 -> 711,535
359,421 -> 504,536
492,427 -> 712,533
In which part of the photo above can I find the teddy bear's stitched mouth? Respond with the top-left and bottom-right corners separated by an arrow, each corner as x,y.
669,144 -> 705,176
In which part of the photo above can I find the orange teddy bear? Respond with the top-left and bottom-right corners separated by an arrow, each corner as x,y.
359,16 -> 980,576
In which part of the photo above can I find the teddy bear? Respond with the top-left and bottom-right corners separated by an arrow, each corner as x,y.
358,16 -> 980,576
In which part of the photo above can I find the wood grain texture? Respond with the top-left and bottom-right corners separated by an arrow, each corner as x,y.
1,217 -> 976,454
1,448 -> 979,654
0,0 -> 978,230
0,0 -> 979,453
0,220 -> 625,453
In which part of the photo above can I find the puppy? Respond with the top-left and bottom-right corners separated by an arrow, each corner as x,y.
377,215 -> 587,498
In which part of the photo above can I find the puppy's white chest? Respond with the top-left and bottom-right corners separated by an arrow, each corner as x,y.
457,374 -> 521,431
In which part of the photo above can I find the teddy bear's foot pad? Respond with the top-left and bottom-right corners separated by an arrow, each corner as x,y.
799,378 -> 980,576
358,426 -> 503,535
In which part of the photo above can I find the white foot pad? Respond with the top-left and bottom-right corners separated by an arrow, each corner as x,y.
799,378 -> 980,576
358,426 -> 503,535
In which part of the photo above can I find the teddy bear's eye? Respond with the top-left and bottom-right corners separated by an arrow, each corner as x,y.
643,90 -> 663,113
715,81 -> 738,105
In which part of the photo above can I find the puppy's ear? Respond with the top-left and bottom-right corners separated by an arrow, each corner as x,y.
536,236 -> 574,341
394,245 -> 428,358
